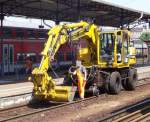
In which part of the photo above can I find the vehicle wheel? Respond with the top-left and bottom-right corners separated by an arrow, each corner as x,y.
87,85 -> 100,97
122,68 -> 137,90
106,72 -> 122,94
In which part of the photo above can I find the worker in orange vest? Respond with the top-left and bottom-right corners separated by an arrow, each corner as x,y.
73,61 -> 87,99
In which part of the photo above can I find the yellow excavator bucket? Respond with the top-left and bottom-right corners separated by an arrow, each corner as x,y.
31,68 -> 77,102
33,85 -> 77,102
50,86 -> 77,102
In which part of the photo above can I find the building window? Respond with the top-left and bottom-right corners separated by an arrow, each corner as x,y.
16,29 -> 24,39
3,28 -> 12,39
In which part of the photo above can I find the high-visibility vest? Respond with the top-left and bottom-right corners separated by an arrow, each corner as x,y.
76,69 -> 86,99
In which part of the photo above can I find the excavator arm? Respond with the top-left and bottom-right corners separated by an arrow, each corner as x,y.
30,21 -> 99,102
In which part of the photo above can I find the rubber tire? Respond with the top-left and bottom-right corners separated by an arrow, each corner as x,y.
106,72 -> 122,94
122,68 -> 137,90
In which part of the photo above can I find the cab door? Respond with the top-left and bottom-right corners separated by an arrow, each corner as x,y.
116,31 -> 129,66
122,31 -> 129,64
116,31 -> 123,64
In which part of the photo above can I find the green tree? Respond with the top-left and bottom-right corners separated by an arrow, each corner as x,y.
139,32 -> 150,42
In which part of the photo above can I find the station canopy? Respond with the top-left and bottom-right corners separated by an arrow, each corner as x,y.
0,0 -> 150,27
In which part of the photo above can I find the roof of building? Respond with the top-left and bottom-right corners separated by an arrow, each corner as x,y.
1,0 -> 150,27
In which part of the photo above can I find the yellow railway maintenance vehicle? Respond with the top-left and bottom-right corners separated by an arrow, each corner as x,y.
30,21 -> 137,102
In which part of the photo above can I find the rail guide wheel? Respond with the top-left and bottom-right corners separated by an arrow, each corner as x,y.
105,71 -> 122,94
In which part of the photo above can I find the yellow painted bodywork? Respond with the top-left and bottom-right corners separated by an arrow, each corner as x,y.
30,21 -> 136,102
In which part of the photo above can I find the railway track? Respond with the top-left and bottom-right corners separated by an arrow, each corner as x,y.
0,77 -> 149,122
98,99 -> 150,122
0,96 -> 98,122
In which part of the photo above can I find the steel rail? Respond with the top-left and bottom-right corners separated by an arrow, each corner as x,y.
0,96 -> 97,122
97,99 -> 150,122
112,106 -> 150,122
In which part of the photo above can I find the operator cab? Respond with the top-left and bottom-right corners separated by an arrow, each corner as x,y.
99,30 -> 136,68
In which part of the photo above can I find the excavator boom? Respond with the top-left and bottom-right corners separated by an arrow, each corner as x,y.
30,21 -> 99,102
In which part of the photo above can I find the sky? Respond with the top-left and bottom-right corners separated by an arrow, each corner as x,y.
3,0 -> 150,29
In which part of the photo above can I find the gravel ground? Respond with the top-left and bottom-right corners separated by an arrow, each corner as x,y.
0,102 -> 61,121
9,83 -> 150,122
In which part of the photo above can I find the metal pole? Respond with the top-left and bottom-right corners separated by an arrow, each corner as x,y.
120,9 -> 124,29
55,0 -> 59,25
142,43 -> 144,65
77,0 -> 80,20
149,45 -> 150,64
0,3 -> 4,76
